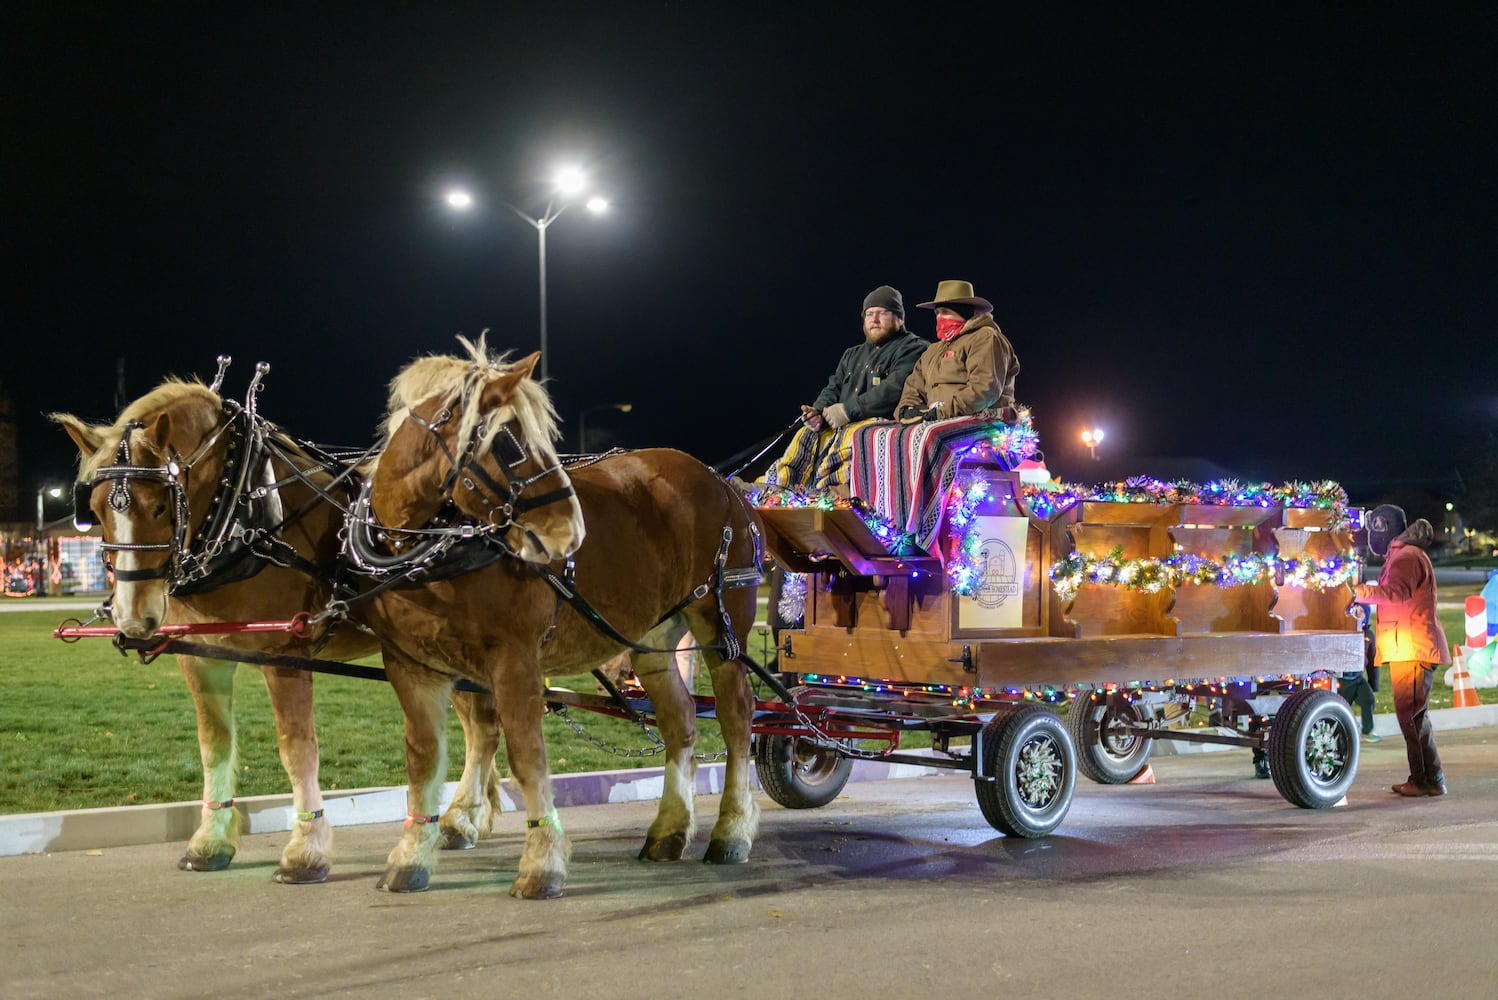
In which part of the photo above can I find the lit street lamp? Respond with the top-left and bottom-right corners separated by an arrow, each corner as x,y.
36,485 -> 63,533
578,403 -> 633,454
444,167 -> 610,386
1081,427 -> 1105,461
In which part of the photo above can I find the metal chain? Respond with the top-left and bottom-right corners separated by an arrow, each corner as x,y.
559,448 -> 626,472
549,702 -> 728,763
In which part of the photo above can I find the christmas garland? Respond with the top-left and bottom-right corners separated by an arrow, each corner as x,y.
1048,545 -> 1359,602
1019,476 -> 1350,527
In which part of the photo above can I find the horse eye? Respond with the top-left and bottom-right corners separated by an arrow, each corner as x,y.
153,503 -> 168,518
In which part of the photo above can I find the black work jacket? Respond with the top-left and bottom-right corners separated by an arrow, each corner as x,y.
810,330 -> 928,421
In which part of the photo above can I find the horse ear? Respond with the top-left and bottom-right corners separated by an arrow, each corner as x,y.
148,412 -> 173,448
50,413 -> 106,457
514,352 -> 541,380
480,364 -> 533,411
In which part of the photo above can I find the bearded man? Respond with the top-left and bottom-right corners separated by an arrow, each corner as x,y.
764,285 -> 927,491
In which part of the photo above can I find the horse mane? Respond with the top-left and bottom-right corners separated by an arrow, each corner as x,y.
74,379 -> 222,478
380,333 -> 561,462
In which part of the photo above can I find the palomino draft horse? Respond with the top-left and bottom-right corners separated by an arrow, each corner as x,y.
357,339 -> 763,896
51,366 -> 503,882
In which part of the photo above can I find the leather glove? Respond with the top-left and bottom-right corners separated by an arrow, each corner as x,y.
822,402 -> 850,429
900,402 -> 942,423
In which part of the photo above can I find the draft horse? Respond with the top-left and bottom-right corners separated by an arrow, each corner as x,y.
358,338 -> 763,896
51,367 -> 503,882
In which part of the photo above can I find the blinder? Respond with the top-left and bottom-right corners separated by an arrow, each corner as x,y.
73,480 -> 96,531
410,398 -> 575,532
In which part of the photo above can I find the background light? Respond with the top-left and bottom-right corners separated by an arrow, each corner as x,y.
585,196 -> 610,214
444,188 -> 473,210
554,167 -> 586,195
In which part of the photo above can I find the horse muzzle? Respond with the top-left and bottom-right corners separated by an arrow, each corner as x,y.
114,614 -> 163,640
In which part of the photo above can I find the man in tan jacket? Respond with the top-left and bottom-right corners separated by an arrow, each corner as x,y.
896,279 -> 1018,422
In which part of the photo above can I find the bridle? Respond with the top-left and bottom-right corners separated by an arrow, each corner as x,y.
80,408 -> 243,586
404,391 -> 576,533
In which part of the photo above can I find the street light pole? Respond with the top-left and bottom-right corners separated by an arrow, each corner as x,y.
578,402 -> 633,454
446,168 -> 609,389
36,485 -> 62,533
505,200 -> 567,386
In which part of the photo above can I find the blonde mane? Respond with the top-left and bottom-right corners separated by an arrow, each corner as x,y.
381,334 -> 561,463
70,379 -> 222,479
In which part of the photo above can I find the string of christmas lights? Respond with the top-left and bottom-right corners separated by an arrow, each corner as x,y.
796,671 -> 1332,710
947,473 -> 1352,595
747,484 -> 919,555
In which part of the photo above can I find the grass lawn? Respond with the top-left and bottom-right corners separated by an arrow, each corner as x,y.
2,580 -> 1494,815
0,606 -> 782,815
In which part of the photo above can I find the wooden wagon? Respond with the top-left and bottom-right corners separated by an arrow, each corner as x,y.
746,459 -> 1364,836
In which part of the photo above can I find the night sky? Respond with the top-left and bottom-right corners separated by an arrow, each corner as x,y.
7,5 -> 1496,511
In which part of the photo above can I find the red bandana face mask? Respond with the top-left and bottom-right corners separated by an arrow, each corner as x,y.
935,315 -> 965,342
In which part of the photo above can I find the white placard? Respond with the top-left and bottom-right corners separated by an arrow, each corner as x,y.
956,515 -> 1029,629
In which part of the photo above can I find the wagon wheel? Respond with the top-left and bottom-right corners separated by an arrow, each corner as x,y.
1066,689 -> 1153,784
755,734 -> 854,809
975,704 -> 1076,837
1267,688 -> 1359,809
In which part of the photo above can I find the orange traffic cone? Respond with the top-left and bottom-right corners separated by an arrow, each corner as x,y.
1450,646 -> 1481,708
1127,764 -> 1156,784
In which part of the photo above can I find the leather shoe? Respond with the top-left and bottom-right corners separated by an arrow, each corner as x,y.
1391,781 -> 1446,797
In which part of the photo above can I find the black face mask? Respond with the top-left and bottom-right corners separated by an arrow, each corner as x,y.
1366,503 -> 1407,558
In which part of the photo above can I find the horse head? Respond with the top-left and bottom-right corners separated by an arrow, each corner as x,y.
51,382 -> 237,639
374,337 -> 585,564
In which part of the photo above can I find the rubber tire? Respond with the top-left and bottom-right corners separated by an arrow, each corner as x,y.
1267,688 -> 1359,809
975,704 -> 1076,837
1066,689 -> 1153,784
755,734 -> 854,809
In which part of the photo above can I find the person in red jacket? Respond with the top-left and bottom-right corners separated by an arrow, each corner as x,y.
1353,506 -> 1451,797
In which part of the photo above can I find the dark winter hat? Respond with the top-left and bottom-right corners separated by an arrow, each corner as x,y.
1366,503 -> 1407,558
862,285 -> 904,319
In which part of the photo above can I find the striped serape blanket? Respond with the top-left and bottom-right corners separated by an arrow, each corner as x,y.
762,417 -> 881,491
849,412 -> 1016,555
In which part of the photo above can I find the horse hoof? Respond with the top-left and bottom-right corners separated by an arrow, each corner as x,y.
704,839 -> 751,865
440,828 -> 479,851
272,864 -> 329,885
638,832 -> 688,862
178,851 -> 233,872
508,873 -> 565,899
376,867 -> 430,893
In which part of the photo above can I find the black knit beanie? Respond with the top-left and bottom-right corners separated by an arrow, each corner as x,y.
862,285 -> 904,319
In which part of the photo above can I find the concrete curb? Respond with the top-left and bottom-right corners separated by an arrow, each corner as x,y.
0,755 -> 948,859
5,706 -> 1495,859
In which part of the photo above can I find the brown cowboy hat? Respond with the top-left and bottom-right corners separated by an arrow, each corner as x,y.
917,279 -> 993,313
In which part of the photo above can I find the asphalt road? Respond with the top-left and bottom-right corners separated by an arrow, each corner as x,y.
3,727 -> 1495,1000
